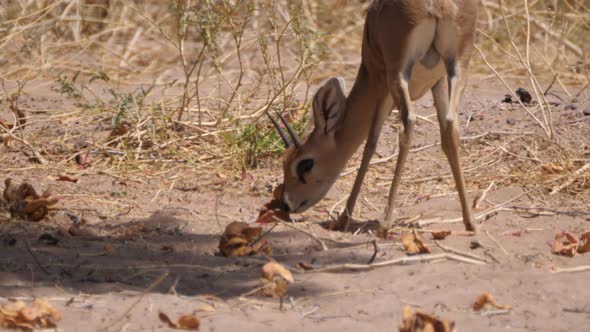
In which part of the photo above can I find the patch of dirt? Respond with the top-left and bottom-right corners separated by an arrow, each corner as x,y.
1,78 -> 589,332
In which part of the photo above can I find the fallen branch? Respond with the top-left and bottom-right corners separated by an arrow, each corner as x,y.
551,265 -> 590,274
306,253 -> 487,274
417,208 -> 500,227
434,240 -> 490,263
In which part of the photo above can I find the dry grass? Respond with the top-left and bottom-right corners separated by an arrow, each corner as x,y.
0,0 -> 588,199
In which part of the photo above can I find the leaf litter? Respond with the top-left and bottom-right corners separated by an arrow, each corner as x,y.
399,306 -> 455,332
551,230 -> 590,257
219,185 -> 292,256
0,299 -> 61,330
218,222 -> 272,257
257,184 -> 290,223
401,230 -> 432,255
259,261 -> 294,299
159,312 -> 200,330
1,178 -> 61,221
473,292 -> 512,311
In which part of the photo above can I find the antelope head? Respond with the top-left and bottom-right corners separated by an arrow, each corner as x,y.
268,78 -> 349,213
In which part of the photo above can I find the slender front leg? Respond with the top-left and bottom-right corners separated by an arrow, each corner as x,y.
383,76 -> 416,226
338,96 -> 392,230
432,66 -> 477,232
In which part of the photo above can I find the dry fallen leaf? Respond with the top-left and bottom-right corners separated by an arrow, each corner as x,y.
159,312 -> 200,330
0,299 -> 61,330
551,231 -> 579,257
257,185 -> 290,223
256,210 -> 276,224
161,244 -> 175,252
56,175 -> 79,183
399,306 -> 455,332
473,292 -> 512,311
472,191 -> 483,209
259,262 -> 294,298
578,232 -> 590,254
431,231 -> 452,240
0,107 -> 26,130
0,117 -> 11,129
177,315 -> 200,330
258,200 -> 290,222
218,222 -> 272,257
262,261 -> 294,283
402,231 -> 432,255
2,178 -> 61,221
107,121 -> 129,143
296,262 -> 314,271
65,225 -> 100,238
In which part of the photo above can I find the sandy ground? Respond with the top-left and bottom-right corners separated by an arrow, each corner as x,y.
1,77 -> 590,331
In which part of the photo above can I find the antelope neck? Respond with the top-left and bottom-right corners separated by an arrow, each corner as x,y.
334,64 -> 382,162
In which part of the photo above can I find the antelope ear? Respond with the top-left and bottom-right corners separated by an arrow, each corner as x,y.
312,77 -> 346,135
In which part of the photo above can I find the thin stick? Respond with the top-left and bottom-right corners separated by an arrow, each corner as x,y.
434,240 -> 489,263
479,309 -> 511,317
575,82 -> 590,98
0,125 -> 48,164
419,229 -> 476,237
273,217 -> 328,251
250,222 -> 279,247
544,74 -> 558,96
330,194 -> 349,216
306,253 -> 487,273
485,230 -> 509,256
473,181 -> 495,209
550,163 -> 590,195
417,208 -> 499,227
368,240 -> 378,264
551,265 -> 590,274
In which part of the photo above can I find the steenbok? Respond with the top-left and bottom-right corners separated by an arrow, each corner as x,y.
268,0 -> 478,232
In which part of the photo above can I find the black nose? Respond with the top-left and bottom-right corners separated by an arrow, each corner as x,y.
280,198 -> 290,212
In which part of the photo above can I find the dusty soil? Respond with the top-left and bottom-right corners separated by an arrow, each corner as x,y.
1,77 -> 590,332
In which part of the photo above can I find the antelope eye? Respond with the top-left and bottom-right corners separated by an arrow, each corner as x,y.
296,159 -> 314,183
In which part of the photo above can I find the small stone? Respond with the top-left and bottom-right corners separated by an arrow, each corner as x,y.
506,118 -> 516,125
583,109 -> 590,116
516,87 -> 533,104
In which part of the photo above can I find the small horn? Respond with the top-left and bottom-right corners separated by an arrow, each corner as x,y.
266,111 -> 291,148
275,111 -> 302,149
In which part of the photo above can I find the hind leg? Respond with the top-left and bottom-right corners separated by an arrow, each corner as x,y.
433,61 -> 476,232
383,67 -> 416,227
